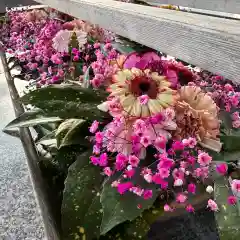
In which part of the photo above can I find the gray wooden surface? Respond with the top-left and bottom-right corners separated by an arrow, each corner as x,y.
141,0 -> 240,14
36,0 -> 240,83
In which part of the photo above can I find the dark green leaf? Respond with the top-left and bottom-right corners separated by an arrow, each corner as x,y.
62,151 -> 103,240
37,130 -> 57,144
56,119 -> 90,148
209,150 -> 240,162
34,100 -> 106,120
100,175 -> 158,235
221,135 -> 240,151
4,110 -> 61,130
20,84 -> 107,106
54,145 -> 87,172
112,42 -> 136,54
2,129 -> 20,138
214,177 -> 240,239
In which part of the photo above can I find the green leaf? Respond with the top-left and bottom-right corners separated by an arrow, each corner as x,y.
214,177 -> 240,239
61,151 -> 103,240
112,42 -> 136,54
56,119 -> 90,149
21,84 -> 107,106
100,176 -> 158,235
54,145 -> 85,171
37,130 -> 57,144
4,110 -> 61,130
20,85 -> 109,120
221,135 -> 240,151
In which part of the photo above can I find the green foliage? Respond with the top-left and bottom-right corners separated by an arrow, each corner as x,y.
214,177 -> 240,240
20,84 -> 108,120
100,174 -> 158,235
61,151 -> 103,240
4,110 -> 61,130
55,119 -> 90,149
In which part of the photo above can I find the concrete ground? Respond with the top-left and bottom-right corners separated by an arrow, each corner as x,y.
0,60 -> 45,239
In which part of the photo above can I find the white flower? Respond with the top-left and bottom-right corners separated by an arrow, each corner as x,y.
52,29 -> 87,53
174,179 -> 183,186
206,185 -> 214,194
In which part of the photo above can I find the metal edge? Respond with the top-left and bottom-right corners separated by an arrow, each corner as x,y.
0,49 -> 60,240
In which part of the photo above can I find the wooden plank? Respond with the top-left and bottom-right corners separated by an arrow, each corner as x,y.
35,0 -> 240,83
141,0 -> 240,14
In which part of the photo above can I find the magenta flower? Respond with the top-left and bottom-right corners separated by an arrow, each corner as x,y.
188,183 -> 196,194
216,163 -> 228,175
227,196 -> 237,205
186,204 -> 195,213
117,182 -> 133,194
143,190 -> 153,200
123,52 -> 161,69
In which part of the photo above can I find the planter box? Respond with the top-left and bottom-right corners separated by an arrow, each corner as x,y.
0,50 -> 222,240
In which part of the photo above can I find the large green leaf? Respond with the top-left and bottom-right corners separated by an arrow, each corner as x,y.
56,119 -> 90,149
4,110 -> 61,130
61,151 -> 103,240
214,177 -> 240,240
221,135 -> 240,152
20,84 -> 107,106
100,175 -> 158,235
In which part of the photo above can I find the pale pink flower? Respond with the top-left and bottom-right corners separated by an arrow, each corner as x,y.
130,187 -> 144,196
176,194 -> 187,203
164,204 -> 173,212
174,178 -> 183,186
103,167 -> 113,176
197,152 -> 212,166
172,169 -> 184,180
143,173 -> 153,183
232,120 -> 240,128
140,135 -> 151,148
158,168 -> 170,179
231,111 -> 239,121
139,94 -> 149,105
207,199 -> 218,211
52,29 -> 87,53
231,179 -> 240,193
89,120 -> 99,133
154,136 -> 167,151
128,155 -> 140,167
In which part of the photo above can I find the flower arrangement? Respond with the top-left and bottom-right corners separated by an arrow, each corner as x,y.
1,6 -> 240,240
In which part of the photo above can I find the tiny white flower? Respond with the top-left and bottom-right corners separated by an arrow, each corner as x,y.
206,185 -> 214,194
174,179 -> 183,186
